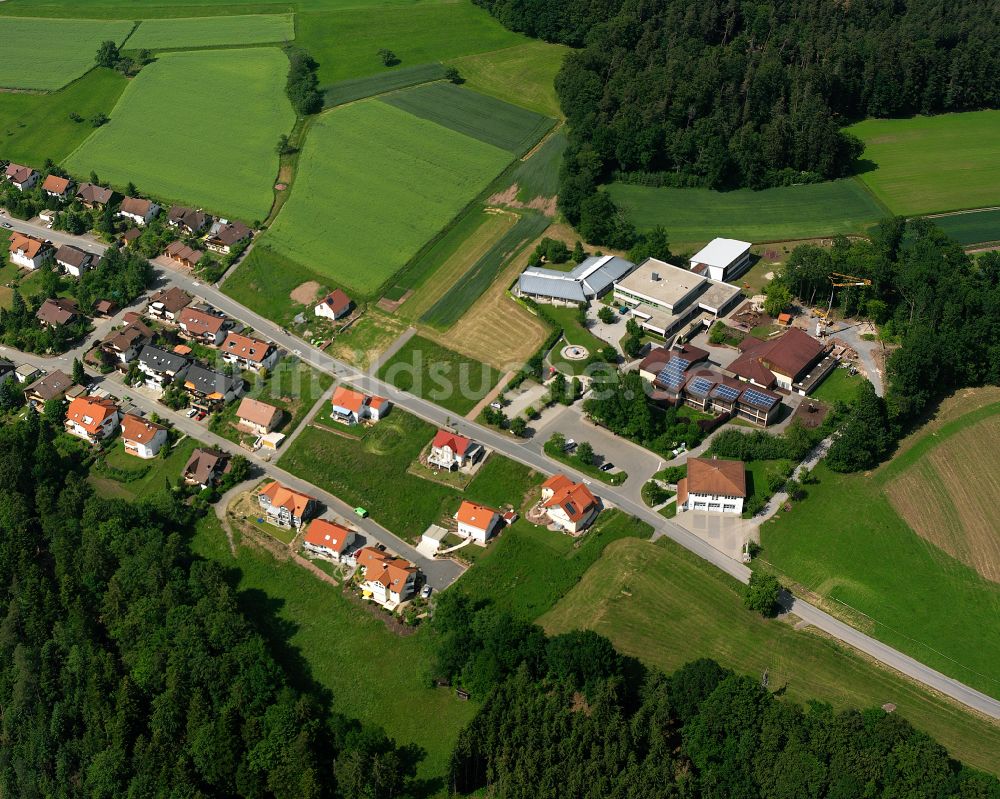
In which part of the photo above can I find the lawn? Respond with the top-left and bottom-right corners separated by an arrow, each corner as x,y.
377,335 -> 501,416
322,62 -> 448,108
0,17 -> 134,90
760,400 -> 1000,700
221,245 -> 323,328
928,208 -> 1000,247
381,82 -> 554,155
810,366 -> 866,404
540,303 -> 612,375
264,100 -> 512,296
847,111 -> 1000,215
325,309 -> 408,371
126,14 -> 294,49
65,48 -> 294,221
89,436 -> 199,501
540,537 -> 1000,776
447,41 -> 569,119
608,180 -> 885,252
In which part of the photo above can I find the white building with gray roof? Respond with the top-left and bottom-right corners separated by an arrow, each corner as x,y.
515,255 -> 636,306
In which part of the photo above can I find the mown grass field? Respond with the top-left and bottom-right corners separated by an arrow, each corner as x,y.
608,180 -> 885,251
847,111 -> 1000,216
541,537 -> 1000,776
322,63 -> 447,108
810,367 -> 866,405
381,82 -> 554,154
0,17 -> 134,90
90,437 -> 199,501
761,394 -> 1000,700
325,308 -> 408,371
377,335 -> 501,415
0,68 -> 127,164
929,209 -> 1000,246
221,245 -> 322,328
65,48 -> 293,220
126,13 -> 294,49
265,101 -> 512,296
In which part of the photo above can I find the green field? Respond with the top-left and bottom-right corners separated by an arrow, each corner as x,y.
0,68 -> 127,164
377,335 -> 501,415
90,437 -> 199,501
220,245 -> 322,328
810,367 -> 866,405
608,180 -> 885,251
126,14 -> 294,49
381,82 -> 553,154
65,48 -> 293,220
265,101 -> 512,296
541,537 -> 1000,776
509,129 -> 566,202
928,209 -> 1000,246
848,111 -> 1000,216
322,62 -> 448,108
0,17 -> 134,90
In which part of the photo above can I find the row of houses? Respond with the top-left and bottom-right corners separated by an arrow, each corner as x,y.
7,233 -> 100,278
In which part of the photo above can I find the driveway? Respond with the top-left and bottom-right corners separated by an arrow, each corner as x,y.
668,508 -> 757,560
828,320 -> 885,396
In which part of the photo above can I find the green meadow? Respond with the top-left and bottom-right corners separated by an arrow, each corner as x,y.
928,209 -> 1000,246
322,63 -> 448,108
126,13 -> 294,49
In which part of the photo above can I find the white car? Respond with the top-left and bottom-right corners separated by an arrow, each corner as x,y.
420,584 -> 432,599
186,408 -> 198,418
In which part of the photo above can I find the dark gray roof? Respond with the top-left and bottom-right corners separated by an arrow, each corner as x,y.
518,255 -> 635,302
138,345 -> 189,374
184,363 -> 241,396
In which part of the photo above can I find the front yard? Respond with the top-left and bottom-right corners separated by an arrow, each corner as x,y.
89,436 -> 199,501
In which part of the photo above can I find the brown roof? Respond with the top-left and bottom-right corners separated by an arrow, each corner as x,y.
120,196 -> 154,217
318,289 -> 351,315
76,182 -> 114,205
637,346 -> 673,375
5,163 -> 35,184
24,370 -> 73,401
686,457 -> 747,498
183,448 -> 229,485
212,221 -> 251,246
36,297 -> 79,326
236,396 -> 281,427
164,240 -> 204,265
121,413 -> 167,445
179,306 -> 225,335
93,300 -> 116,315
102,319 -> 153,352
122,228 -> 142,243
167,206 -> 209,231
729,328 -> 826,386
221,331 -> 273,364
42,174 -> 71,195
55,244 -> 91,269
148,286 -> 192,314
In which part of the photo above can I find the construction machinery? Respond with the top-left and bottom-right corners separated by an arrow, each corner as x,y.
815,272 -> 873,329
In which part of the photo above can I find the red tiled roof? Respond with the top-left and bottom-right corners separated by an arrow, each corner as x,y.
236,397 -> 281,427
431,429 -> 472,456
9,232 -> 46,259
222,331 -> 272,364
318,288 -> 351,315
42,174 -> 71,195
303,519 -> 353,553
259,481 -> 314,518
179,307 -> 225,335
456,501 -> 499,531
65,395 -> 118,435
543,476 -> 598,523
331,385 -> 368,414
686,457 -> 747,498
121,413 -> 167,445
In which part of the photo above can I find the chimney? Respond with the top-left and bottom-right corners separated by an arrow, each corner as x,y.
651,271 -> 660,281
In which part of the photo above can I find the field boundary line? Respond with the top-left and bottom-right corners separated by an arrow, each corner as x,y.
924,206 -> 1000,218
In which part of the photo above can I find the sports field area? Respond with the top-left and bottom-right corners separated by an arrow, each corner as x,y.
761,390 -> 1000,700
65,48 -> 293,220
928,209 -> 1000,246
608,179 -> 885,250
126,14 -> 294,49
264,100 -> 512,296
848,111 -> 1000,216
0,17 -> 134,90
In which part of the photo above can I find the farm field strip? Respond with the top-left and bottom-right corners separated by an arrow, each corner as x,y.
0,17 -> 135,90
927,208 -> 1000,246
322,63 -> 448,108
65,48 -> 294,220
126,14 -> 294,49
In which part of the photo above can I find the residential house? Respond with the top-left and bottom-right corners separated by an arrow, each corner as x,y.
137,345 -> 189,390
167,205 -> 210,235
205,220 -> 252,254
182,447 -> 230,489
9,233 -> 49,270
23,370 -> 73,410
428,429 -> 482,470
36,297 -> 79,328
455,501 -> 502,544
220,331 -> 278,373
728,327 -> 834,394
164,240 -> 204,269
118,196 -> 160,226
302,518 -> 355,562
329,385 -> 389,424
356,547 -> 418,607
41,174 -> 73,201
101,318 -> 153,364
540,474 -> 600,534
64,395 -> 120,444
121,413 -> 169,459
235,396 -> 282,435
75,182 -> 115,209
178,306 -> 227,345
314,289 -> 352,320
257,481 -> 315,528
55,244 -> 96,277
183,363 -> 243,407
4,162 -> 38,191
678,457 -> 747,515
147,286 -> 192,322
689,238 -> 753,282
121,228 -> 142,248
14,364 -> 42,385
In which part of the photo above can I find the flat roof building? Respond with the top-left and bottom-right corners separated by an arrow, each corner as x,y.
689,238 -> 753,282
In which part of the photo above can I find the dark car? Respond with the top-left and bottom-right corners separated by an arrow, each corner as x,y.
600,462 -> 615,472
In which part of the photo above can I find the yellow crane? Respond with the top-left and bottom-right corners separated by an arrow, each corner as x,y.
816,272 -> 873,320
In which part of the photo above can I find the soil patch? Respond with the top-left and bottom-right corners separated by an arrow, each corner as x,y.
291,280 -> 322,305
487,183 -> 557,217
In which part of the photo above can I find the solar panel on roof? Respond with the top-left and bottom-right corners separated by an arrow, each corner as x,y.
712,384 -> 740,402
657,357 -> 690,389
688,376 -> 714,395
741,388 -> 776,408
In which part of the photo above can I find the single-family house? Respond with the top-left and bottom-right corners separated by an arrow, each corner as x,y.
428,429 -> 482,470
540,474 -> 600,534
329,385 -> 389,424
164,240 -> 204,269
314,289 -> 352,320
220,331 -> 278,372
24,370 -> 73,410
235,396 -> 282,435
75,182 -> 115,209
178,306 -> 227,345
167,206 -> 210,235
36,297 -> 79,328
302,518 -> 356,562
183,363 -> 243,407
147,286 -> 192,322
182,447 -> 230,489
118,196 -> 159,226
101,318 -> 154,364
41,174 -> 73,201
64,395 -> 120,444
4,162 -> 38,191
121,413 -> 169,459
137,345 -> 189,390
689,238 -> 753,282
728,327 -> 832,393
356,547 -> 418,607
257,481 -> 316,528
677,457 -> 747,515
55,244 -> 96,277
9,233 -> 49,270
205,220 -> 252,254
455,501 -> 502,544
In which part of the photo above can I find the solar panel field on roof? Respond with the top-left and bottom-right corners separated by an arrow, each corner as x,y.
688,376 -> 714,395
657,357 -> 690,389
712,384 -> 741,402
741,388 -> 776,408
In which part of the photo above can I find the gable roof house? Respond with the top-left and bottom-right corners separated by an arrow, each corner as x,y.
455,501 -> 502,544
137,345 -> 190,390
41,174 -> 73,200
314,289 -> 352,320
101,318 -> 154,364
5,162 -> 39,191
678,457 -> 747,515
257,481 -> 316,528
167,205 -> 210,235
540,474 -> 600,534
235,396 -> 282,436
428,429 -> 482,471
9,233 -> 49,270
302,518 -> 356,562
121,227 -> 142,248
220,331 -> 278,372
182,447 -> 230,489
23,370 -> 74,410
164,240 -> 204,269
121,413 -> 169,459
75,182 -> 115,209
55,244 -> 96,277
117,196 -> 160,226
183,363 -> 243,407
205,220 -> 252,254
178,306 -> 227,345
147,286 -> 192,322
728,327 -> 831,392
329,385 -> 389,424
64,395 -> 120,444
36,297 -> 79,328
356,547 -> 418,607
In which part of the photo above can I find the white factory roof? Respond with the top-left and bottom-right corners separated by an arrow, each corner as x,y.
690,238 -> 752,268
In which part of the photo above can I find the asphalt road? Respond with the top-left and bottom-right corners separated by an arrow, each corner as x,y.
4,215 -> 999,720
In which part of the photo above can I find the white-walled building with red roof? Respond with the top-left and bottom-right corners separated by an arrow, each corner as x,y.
540,474 -> 600,534
428,429 -> 482,470
302,518 -> 356,563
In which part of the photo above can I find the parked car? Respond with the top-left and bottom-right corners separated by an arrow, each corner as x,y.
563,438 -> 576,452
600,462 -> 615,472
185,408 -> 198,418
420,584 -> 432,599
489,401 -> 503,410
1,222 -> 11,229
195,411 -> 206,421
354,507 -> 368,518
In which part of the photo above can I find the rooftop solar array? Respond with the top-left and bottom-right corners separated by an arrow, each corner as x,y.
656,357 -> 691,389
711,383 -> 741,402
741,388 -> 777,409
688,376 -> 714,395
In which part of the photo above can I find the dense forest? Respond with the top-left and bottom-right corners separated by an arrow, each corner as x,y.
473,0 -> 1000,243
432,593 -> 1000,798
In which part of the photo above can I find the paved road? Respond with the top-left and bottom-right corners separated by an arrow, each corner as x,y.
5,216 -> 999,720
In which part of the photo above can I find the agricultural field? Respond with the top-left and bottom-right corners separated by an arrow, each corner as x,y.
847,111 -> 1000,216
506,129 -> 567,205
447,41 -> 569,119
322,63 -> 448,108
381,82 -> 554,154
264,100 -> 512,296
377,335 -> 501,415
541,537 -> 1000,775
0,17 -> 134,90
760,394 -> 1000,699
65,48 -> 293,220
928,208 -> 1000,247
608,180 -> 885,252
126,14 -> 294,49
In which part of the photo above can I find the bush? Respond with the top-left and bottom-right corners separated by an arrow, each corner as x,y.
744,570 -> 782,617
